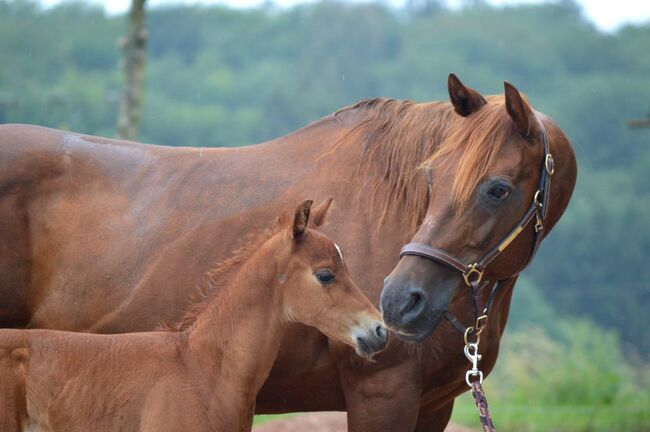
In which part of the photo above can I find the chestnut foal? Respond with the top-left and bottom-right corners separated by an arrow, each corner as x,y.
0,200 -> 388,432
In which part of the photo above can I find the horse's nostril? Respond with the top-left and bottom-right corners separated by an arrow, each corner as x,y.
399,288 -> 426,318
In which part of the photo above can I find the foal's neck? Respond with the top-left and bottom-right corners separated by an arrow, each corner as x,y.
184,236 -> 287,424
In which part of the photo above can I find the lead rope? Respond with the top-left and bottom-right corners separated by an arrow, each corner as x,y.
462,278 -> 496,431
471,381 -> 496,432
465,339 -> 495,432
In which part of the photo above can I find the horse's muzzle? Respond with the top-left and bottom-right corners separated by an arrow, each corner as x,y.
380,265 -> 453,342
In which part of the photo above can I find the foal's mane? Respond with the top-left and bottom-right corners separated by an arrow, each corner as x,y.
334,94 -> 516,228
168,215 -> 290,331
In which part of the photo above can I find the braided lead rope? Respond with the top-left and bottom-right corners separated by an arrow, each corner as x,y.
471,381 -> 496,432
464,340 -> 496,431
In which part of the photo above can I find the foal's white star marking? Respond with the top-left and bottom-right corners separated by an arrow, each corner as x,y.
334,243 -> 344,264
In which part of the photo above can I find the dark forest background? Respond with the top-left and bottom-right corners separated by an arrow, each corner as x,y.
1,1 -> 649,427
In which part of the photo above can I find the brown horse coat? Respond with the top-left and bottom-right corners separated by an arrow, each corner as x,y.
0,76 -> 576,431
0,201 -> 387,431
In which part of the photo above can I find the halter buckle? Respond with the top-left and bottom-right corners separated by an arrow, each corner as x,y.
535,211 -> 544,233
462,263 -> 484,287
545,154 -> 555,176
474,314 -> 488,336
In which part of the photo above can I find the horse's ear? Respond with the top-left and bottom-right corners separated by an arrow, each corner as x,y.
448,73 -> 487,117
310,197 -> 333,228
504,81 -> 537,139
292,200 -> 313,240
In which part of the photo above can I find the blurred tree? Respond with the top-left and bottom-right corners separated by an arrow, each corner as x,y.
117,0 -> 147,140
406,0 -> 445,16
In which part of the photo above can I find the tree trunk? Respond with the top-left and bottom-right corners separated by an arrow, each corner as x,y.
117,0 -> 147,141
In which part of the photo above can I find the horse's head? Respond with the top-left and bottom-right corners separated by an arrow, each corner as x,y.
279,199 -> 388,358
380,75 -> 577,342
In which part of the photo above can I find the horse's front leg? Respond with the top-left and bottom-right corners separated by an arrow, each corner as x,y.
332,342 -> 422,432
414,401 -> 454,432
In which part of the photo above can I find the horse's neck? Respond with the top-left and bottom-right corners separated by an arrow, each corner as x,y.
184,240 -> 287,423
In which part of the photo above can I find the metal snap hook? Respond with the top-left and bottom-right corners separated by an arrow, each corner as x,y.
464,341 -> 484,386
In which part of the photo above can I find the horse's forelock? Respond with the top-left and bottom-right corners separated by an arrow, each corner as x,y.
424,95 -> 518,210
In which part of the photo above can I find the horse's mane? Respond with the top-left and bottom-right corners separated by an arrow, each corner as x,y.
165,95 -> 517,330
334,95 -> 515,227
166,214 -> 290,332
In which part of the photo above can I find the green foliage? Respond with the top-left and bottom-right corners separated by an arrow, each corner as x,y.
0,0 -> 649,357
456,283 -> 650,430
452,318 -> 650,431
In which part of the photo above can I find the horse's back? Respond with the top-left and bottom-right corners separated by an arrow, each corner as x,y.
0,125 -> 184,330
0,120 -> 346,333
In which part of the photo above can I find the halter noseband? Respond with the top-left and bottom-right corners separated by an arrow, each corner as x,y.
399,124 -> 554,342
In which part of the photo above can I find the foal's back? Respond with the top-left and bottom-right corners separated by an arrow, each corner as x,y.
0,328 -> 210,431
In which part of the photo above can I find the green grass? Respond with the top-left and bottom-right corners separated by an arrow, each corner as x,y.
252,414 -> 294,425
452,392 -> 650,432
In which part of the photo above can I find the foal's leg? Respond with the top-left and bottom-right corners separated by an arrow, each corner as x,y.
332,343 -> 422,432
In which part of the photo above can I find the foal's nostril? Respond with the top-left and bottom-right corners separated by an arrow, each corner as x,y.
375,325 -> 388,341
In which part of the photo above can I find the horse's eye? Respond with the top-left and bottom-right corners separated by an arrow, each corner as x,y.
487,183 -> 511,201
314,269 -> 335,285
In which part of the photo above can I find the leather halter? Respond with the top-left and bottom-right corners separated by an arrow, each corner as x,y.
399,124 -> 554,340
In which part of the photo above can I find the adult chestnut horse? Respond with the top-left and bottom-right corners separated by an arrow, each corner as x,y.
0,75 -> 576,431
0,200 -> 387,431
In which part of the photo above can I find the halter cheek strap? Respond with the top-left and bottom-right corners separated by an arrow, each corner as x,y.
399,125 -> 554,339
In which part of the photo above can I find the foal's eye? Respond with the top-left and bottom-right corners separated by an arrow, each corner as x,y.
486,182 -> 511,201
314,269 -> 335,285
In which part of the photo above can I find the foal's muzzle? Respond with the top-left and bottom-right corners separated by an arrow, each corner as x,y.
353,321 -> 389,357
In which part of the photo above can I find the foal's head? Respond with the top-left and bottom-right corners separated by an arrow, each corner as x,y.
274,199 -> 388,358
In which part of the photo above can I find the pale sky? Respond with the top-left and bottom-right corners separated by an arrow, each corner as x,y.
38,0 -> 650,32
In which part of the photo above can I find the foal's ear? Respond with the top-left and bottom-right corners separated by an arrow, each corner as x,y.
504,81 -> 538,139
448,73 -> 487,117
292,200 -> 313,240
310,197 -> 333,228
